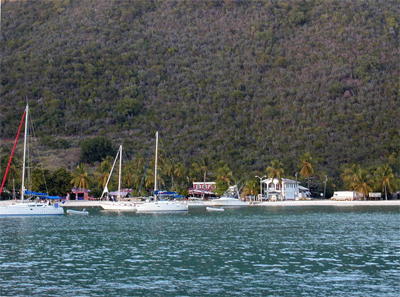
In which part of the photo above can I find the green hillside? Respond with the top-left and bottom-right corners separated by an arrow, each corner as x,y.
1,0 -> 399,196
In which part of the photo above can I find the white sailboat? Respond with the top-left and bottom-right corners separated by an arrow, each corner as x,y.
99,145 -> 136,211
0,104 -> 64,217
212,185 -> 248,207
136,132 -> 188,213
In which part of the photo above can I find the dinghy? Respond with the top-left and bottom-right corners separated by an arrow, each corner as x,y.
66,209 -> 89,216
206,207 -> 224,212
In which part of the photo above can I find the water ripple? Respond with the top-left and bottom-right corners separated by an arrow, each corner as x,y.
0,206 -> 399,296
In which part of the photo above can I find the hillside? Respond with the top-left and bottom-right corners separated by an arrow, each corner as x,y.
1,0 -> 399,192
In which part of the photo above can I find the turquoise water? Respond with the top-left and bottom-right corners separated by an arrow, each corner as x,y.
0,206 -> 399,296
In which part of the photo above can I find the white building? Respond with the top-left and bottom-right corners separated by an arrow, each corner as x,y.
261,178 -> 310,201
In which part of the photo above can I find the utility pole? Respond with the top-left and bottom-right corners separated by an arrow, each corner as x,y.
323,175 -> 327,199
255,175 -> 266,202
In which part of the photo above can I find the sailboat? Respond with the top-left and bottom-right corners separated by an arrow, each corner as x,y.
99,145 -> 136,211
136,132 -> 188,213
0,104 -> 64,216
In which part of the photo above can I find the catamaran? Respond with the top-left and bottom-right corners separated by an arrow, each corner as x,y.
0,104 -> 64,216
136,132 -> 188,213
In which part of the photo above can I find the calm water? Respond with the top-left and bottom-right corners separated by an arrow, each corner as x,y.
0,206 -> 399,296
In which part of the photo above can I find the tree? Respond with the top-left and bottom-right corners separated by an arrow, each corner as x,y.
51,168 -> 72,196
298,152 -> 314,190
242,178 -> 259,200
31,168 -> 52,194
80,137 -> 115,164
164,159 -> 176,191
341,164 -> 373,200
174,161 -> 187,187
374,164 -> 397,200
215,161 -> 233,195
2,157 -> 21,194
266,159 -> 284,186
192,156 -> 211,186
95,155 -> 114,189
71,164 -> 91,189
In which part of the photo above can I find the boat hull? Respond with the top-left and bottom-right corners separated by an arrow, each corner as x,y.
100,201 -> 136,211
136,200 -> 188,213
211,198 -> 248,206
206,207 -> 224,212
0,203 -> 64,216
66,209 -> 89,216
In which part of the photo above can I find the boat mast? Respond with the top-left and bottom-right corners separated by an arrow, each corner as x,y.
154,131 -> 158,201
117,145 -> 122,200
100,145 -> 121,200
21,104 -> 29,201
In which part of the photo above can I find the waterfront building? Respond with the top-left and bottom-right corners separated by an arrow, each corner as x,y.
68,188 -> 92,200
261,178 -> 310,201
188,182 -> 217,199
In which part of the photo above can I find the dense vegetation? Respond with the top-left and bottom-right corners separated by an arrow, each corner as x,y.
1,0 -> 399,198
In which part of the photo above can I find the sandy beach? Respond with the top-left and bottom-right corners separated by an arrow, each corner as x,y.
257,199 -> 400,207
1,199 -> 400,207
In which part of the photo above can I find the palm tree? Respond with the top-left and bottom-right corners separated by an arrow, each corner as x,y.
341,164 -> 373,200
298,152 -> 314,190
374,164 -> 397,200
123,159 -> 143,191
242,179 -> 259,200
174,161 -> 186,186
215,162 -> 233,196
96,155 -> 114,189
341,164 -> 359,188
164,159 -> 176,190
266,159 -> 284,186
145,168 -> 165,193
192,156 -> 210,188
71,163 -> 91,190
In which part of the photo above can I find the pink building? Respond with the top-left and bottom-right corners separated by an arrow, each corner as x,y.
188,182 -> 217,198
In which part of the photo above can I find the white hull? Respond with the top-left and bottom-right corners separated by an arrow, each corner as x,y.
66,209 -> 89,216
100,201 -> 136,211
187,200 -> 208,207
206,207 -> 224,212
136,200 -> 188,213
212,198 -> 248,206
0,203 -> 64,216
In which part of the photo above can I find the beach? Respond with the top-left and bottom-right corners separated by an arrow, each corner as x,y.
1,199 -> 400,207
258,199 -> 400,207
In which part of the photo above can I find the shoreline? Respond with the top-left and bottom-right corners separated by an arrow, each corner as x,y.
257,199 -> 400,207
1,199 -> 400,207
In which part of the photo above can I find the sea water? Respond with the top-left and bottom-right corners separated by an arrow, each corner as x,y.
0,206 -> 399,296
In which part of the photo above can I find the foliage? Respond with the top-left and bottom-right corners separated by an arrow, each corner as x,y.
71,163 -> 92,189
79,137 -> 115,164
373,164 -> 398,200
266,159 -> 285,185
0,0 -> 399,196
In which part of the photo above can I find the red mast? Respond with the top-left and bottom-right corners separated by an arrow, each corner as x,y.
0,109 -> 27,197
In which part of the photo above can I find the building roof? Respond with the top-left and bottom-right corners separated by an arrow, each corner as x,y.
261,178 -> 299,184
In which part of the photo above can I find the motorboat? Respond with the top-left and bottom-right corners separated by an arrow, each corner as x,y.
187,198 -> 207,207
212,185 -> 248,206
